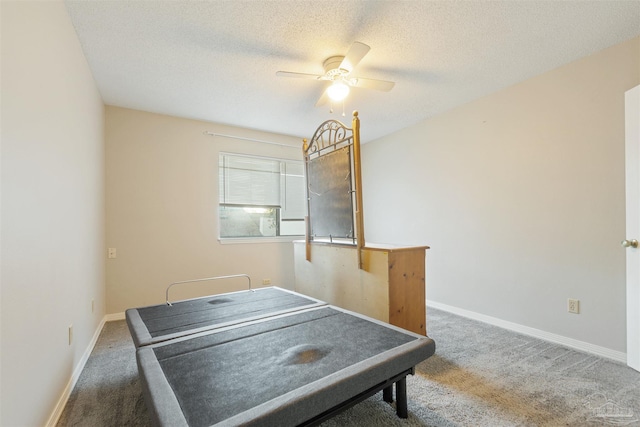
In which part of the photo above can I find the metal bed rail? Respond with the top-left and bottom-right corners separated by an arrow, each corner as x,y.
165,274 -> 252,306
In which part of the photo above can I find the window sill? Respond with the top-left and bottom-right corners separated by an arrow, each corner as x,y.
218,236 -> 304,245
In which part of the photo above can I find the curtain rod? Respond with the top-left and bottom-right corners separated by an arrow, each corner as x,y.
203,131 -> 299,149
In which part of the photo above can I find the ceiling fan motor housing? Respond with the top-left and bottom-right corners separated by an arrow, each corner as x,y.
323,56 -> 349,78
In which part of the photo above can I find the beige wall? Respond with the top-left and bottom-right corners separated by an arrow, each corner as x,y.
105,106 -> 303,313
362,37 -> 640,353
1,2 -> 105,425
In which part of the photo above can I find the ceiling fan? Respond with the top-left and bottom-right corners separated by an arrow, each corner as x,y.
276,42 -> 395,107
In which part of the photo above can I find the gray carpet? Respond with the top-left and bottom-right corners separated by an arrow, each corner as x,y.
57,308 -> 640,426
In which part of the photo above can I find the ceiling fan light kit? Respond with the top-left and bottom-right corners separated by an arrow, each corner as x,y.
277,42 -> 395,107
327,81 -> 350,102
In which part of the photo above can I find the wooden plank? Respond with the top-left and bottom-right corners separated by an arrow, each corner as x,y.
388,248 -> 426,335
293,243 -> 390,322
364,244 -> 430,253
294,242 -> 428,335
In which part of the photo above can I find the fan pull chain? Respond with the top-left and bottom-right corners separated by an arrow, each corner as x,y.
328,100 -> 347,116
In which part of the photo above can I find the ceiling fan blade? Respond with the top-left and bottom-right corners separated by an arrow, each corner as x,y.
276,71 -> 325,80
350,77 -> 395,92
339,42 -> 370,74
315,88 -> 329,107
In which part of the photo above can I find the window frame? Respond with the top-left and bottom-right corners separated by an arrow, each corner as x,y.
218,152 -> 306,243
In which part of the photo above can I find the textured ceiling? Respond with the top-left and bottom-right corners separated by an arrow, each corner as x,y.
64,0 -> 640,142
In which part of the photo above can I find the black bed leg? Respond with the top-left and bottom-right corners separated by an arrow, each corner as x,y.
383,385 -> 393,403
396,377 -> 408,418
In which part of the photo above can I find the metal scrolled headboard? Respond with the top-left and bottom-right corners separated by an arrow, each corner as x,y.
303,111 -> 365,268
304,118 -> 354,158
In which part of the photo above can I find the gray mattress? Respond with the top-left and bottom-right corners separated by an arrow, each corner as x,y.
126,287 -> 326,347
137,305 -> 436,427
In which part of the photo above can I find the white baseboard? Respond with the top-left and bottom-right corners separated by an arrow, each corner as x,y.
105,311 -> 125,321
45,315 -> 108,427
427,300 -> 627,364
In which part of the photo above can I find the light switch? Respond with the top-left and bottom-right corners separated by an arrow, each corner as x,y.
108,248 -> 117,259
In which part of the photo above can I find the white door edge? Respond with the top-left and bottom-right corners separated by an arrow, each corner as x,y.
625,85 -> 640,372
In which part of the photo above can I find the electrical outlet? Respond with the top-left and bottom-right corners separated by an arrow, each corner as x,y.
568,298 -> 580,314
68,324 -> 73,345
262,278 -> 271,285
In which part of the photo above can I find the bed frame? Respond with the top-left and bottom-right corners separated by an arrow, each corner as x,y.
134,302 -> 435,426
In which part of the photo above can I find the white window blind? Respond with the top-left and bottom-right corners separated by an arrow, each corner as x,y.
219,154 -> 281,207
281,161 -> 306,220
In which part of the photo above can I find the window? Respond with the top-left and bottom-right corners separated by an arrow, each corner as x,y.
218,153 -> 306,239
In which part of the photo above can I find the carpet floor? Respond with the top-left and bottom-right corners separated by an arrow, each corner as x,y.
57,308 -> 640,426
